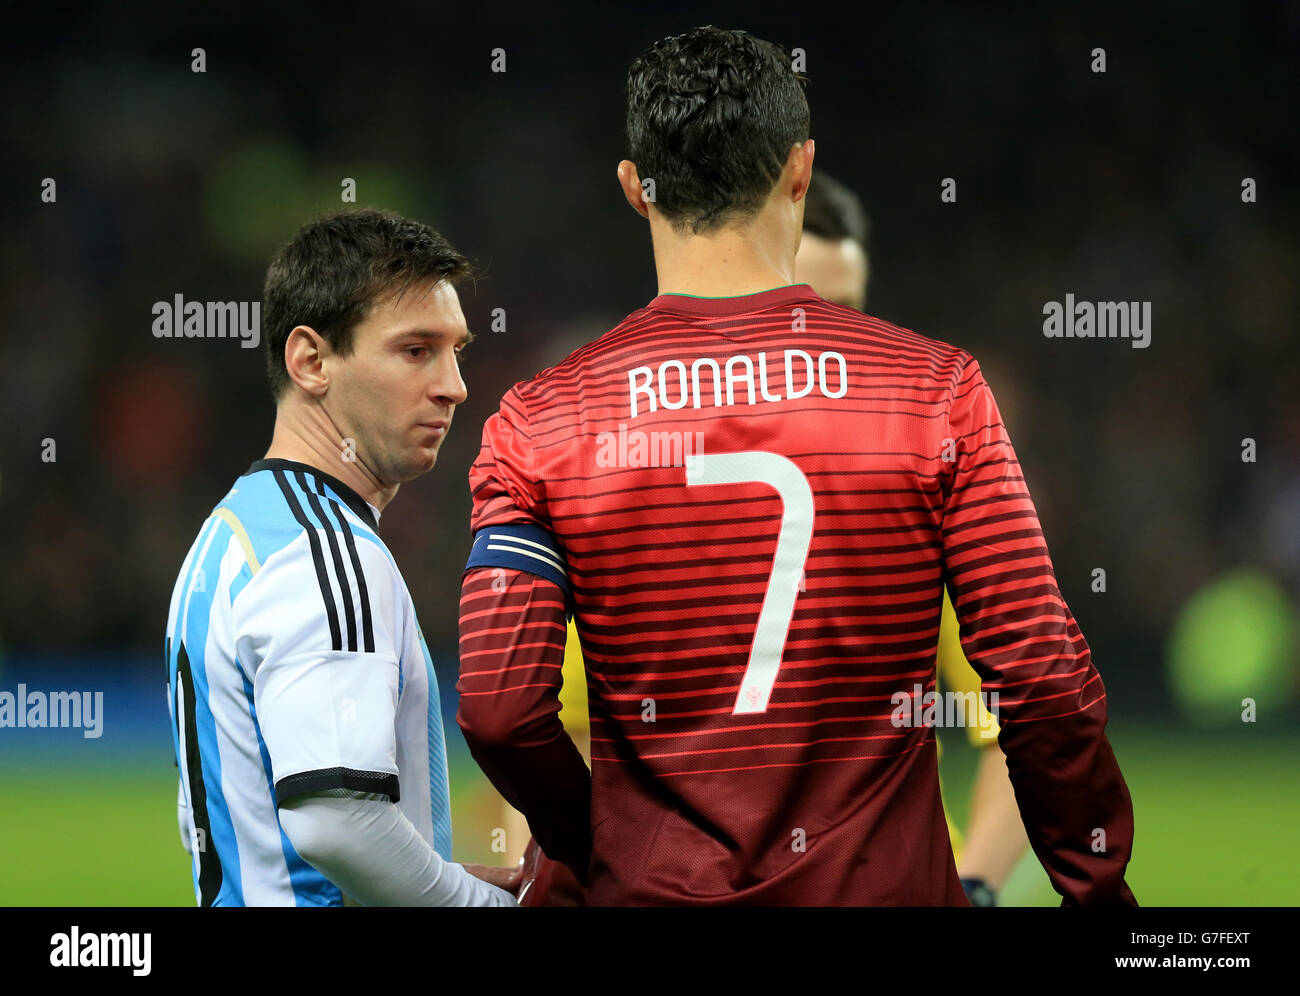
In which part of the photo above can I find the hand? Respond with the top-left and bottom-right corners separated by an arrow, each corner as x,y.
464,861 -> 525,897
517,836 -> 587,907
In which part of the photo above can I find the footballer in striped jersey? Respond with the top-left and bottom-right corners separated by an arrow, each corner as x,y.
458,27 -> 1136,906
166,210 -> 518,906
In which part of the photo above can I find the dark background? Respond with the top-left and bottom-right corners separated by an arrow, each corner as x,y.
2,0 -> 1297,723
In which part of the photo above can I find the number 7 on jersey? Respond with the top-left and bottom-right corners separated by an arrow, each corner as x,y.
685,451 -> 815,715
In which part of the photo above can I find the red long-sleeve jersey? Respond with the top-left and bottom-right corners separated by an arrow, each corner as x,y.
457,283 -> 1136,906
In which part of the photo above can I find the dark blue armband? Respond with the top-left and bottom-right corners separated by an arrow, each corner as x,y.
465,523 -> 573,615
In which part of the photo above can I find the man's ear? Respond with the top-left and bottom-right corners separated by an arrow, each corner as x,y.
790,138 -> 815,204
617,160 -> 651,220
284,324 -> 330,397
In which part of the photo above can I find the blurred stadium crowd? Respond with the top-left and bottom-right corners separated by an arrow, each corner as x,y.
1,3 -> 1296,723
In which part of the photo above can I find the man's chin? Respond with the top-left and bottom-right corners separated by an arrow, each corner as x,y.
394,450 -> 439,482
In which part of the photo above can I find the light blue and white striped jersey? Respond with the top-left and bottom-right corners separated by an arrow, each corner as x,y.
164,458 -> 453,906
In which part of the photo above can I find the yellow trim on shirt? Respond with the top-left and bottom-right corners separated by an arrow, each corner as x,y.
213,507 -> 261,576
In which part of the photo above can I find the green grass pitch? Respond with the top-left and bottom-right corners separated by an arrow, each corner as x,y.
0,726 -> 1294,906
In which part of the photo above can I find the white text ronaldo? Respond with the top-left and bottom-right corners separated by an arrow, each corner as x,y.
628,349 -> 848,419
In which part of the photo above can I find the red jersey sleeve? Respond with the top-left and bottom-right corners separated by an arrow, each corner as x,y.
468,385 -> 549,532
458,384 -> 592,882
940,355 -> 1137,907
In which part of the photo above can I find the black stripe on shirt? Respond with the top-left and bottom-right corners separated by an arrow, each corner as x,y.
273,469 -> 342,652
296,471 -> 358,654
313,477 -> 376,654
177,641 -> 224,906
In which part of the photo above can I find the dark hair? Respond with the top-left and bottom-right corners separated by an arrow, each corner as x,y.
802,170 -> 870,248
262,208 -> 471,399
626,26 -> 810,235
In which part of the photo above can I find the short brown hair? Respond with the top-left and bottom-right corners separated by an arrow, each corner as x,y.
262,209 -> 471,399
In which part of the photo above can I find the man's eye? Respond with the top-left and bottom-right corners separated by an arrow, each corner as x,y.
405,346 -> 428,358
455,348 -> 467,364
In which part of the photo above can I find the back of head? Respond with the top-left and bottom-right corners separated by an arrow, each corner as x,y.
626,26 -> 809,236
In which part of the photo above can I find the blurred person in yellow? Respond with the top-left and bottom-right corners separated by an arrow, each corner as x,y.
795,171 -> 1029,905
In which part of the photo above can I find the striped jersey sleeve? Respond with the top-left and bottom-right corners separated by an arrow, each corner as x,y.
233,505 -> 404,807
940,357 -> 1135,905
457,401 -> 591,879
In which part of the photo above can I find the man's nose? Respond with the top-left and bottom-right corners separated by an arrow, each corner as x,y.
433,352 -> 468,406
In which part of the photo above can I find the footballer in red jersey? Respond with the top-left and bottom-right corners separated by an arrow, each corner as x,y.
457,26 -> 1137,906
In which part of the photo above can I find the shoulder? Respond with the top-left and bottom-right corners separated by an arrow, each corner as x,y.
223,468 -> 409,656
807,302 -> 971,368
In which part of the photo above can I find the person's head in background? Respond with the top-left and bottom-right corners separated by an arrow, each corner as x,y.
795,178 -> 1024,431
795,171 -> 870,309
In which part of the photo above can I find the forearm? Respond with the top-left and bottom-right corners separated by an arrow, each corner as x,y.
464,730 -> 592,882
279,793 -> 516,907
957,745 -> 1029,890
458,566 -> 592,882
997,703 -> 1136,906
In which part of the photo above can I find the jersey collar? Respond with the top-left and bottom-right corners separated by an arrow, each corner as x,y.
244,458 -> 381,532
646,283 -> 821,316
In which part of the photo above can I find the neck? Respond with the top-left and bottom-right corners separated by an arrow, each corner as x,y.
649,208 -> 798,298
264,398 -> 398,513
